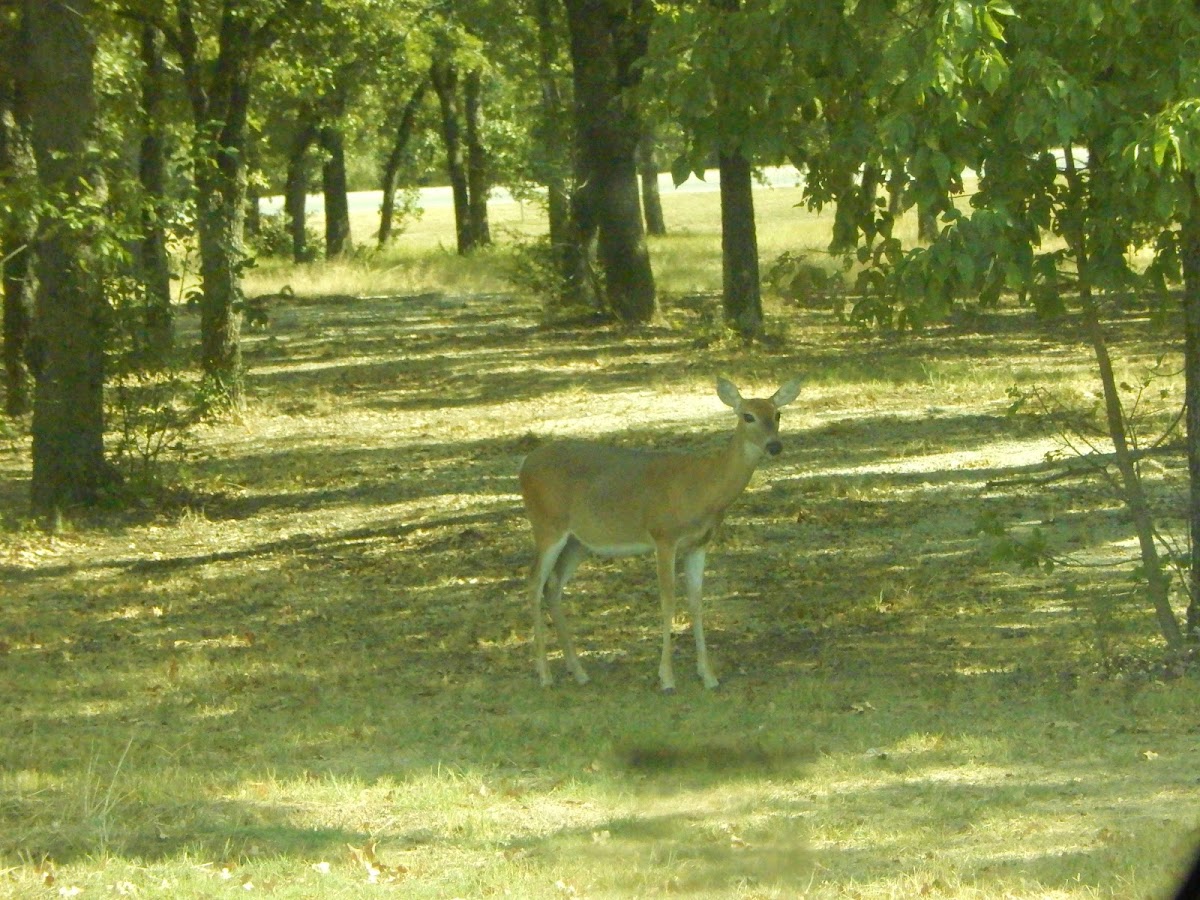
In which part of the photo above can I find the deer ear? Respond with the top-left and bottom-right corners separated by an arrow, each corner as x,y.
771,378 -> 801,408
716,377 -> 743,409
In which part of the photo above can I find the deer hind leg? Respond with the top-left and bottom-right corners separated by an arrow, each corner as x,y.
682,548 -> 718,689
545,536 -> 589,684
656,543 -> 679,693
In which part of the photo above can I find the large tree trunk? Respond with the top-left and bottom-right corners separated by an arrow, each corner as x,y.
430,57 -> 474,255
1182,172 -> 1200,644
718,149 -> 762,337
638,131 -> 666,236
378,78 -> 428,247
138,23 -> 174,358
23,0 -> 111,518
1,49 -> 37,418
464,68 -> 491,248
320,123 -> 352,258
563,0 -> 656,324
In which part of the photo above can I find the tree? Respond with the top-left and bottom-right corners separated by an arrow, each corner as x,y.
0,7 -> 37,418
281,104 -> 319,261
431,50 -> 474,255
530,0 -> 572,254
429,21 -> 492,256
21,0 -> 111,518
137,23 -> 175,357
814,0 -> 1200,649
378,77 -> 430,247
320,113 -> 353,257
121,0 -> 312,409
638,130 -> 666,236
562,0 -> 656,324
647,0 -> 827,336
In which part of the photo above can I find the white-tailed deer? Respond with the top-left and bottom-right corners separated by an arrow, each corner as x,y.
519,377 -> 801,692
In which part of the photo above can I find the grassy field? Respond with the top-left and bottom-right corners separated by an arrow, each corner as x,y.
1,184 -> 1199,898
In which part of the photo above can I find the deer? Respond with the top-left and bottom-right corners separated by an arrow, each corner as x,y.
518,377 -> 802,692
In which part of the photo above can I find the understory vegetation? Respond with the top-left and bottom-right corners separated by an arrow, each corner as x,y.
1,188 -> 1198,899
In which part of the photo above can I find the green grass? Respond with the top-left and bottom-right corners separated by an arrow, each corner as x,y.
2,182 -> 1199,898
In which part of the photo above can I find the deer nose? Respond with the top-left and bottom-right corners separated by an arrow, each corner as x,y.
766,440 -> 782,456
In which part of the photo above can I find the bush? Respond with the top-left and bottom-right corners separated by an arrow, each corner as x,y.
248,212 -> 322,262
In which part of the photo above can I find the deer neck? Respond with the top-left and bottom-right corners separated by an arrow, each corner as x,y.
705,430 -> 764,508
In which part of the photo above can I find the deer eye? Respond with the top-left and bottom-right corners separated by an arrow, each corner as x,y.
775,412 -> 781,423
742,413 -> 755,423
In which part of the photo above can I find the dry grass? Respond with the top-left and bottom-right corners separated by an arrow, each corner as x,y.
1,183 -> 1199,899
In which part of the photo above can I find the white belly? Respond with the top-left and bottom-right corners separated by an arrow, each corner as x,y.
578,538 -> 655,558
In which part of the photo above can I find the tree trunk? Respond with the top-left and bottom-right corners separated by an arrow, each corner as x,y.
23,0 -> 111,518
531,0 -> 577,305
563,0 -> 656,324
284,112 -> 317,263
244,180 -> 261,238
719,149 -> 762,336
194,164 -> 246,407
1,50 -> 37,418
917,202 -> 938,242
378,78 -> 428,247
1182,172 -> 1200,644
320,123 -> 352,258
1062,148 -> 1183,650
564,178 -> 601,311
638,131 -> 666,236
431,57 -> 473,255
464,68 -> 491,248
178,3 -> 255,409
138,23 -> 174,358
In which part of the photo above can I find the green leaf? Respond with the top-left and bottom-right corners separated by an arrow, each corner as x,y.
979,8 -> 1005,40
930,152 -> 952,187
670,155 -> 695,188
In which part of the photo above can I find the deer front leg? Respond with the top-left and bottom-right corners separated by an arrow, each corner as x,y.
656,543 -> 678,693
682,548 -> 718,689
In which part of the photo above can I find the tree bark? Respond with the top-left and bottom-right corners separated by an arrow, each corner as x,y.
23,0 -> 111,518
1182,172 -> 1200,644
638,131 -> 666,236
138,23 -> 174,358
1,44 -> 37,418
320,123 -> 352,257
718,149 -> 762,336
563,0 -> 656,324
378,78 -> 428,247
431,57 -> 474,255
464,68 -> 491,248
